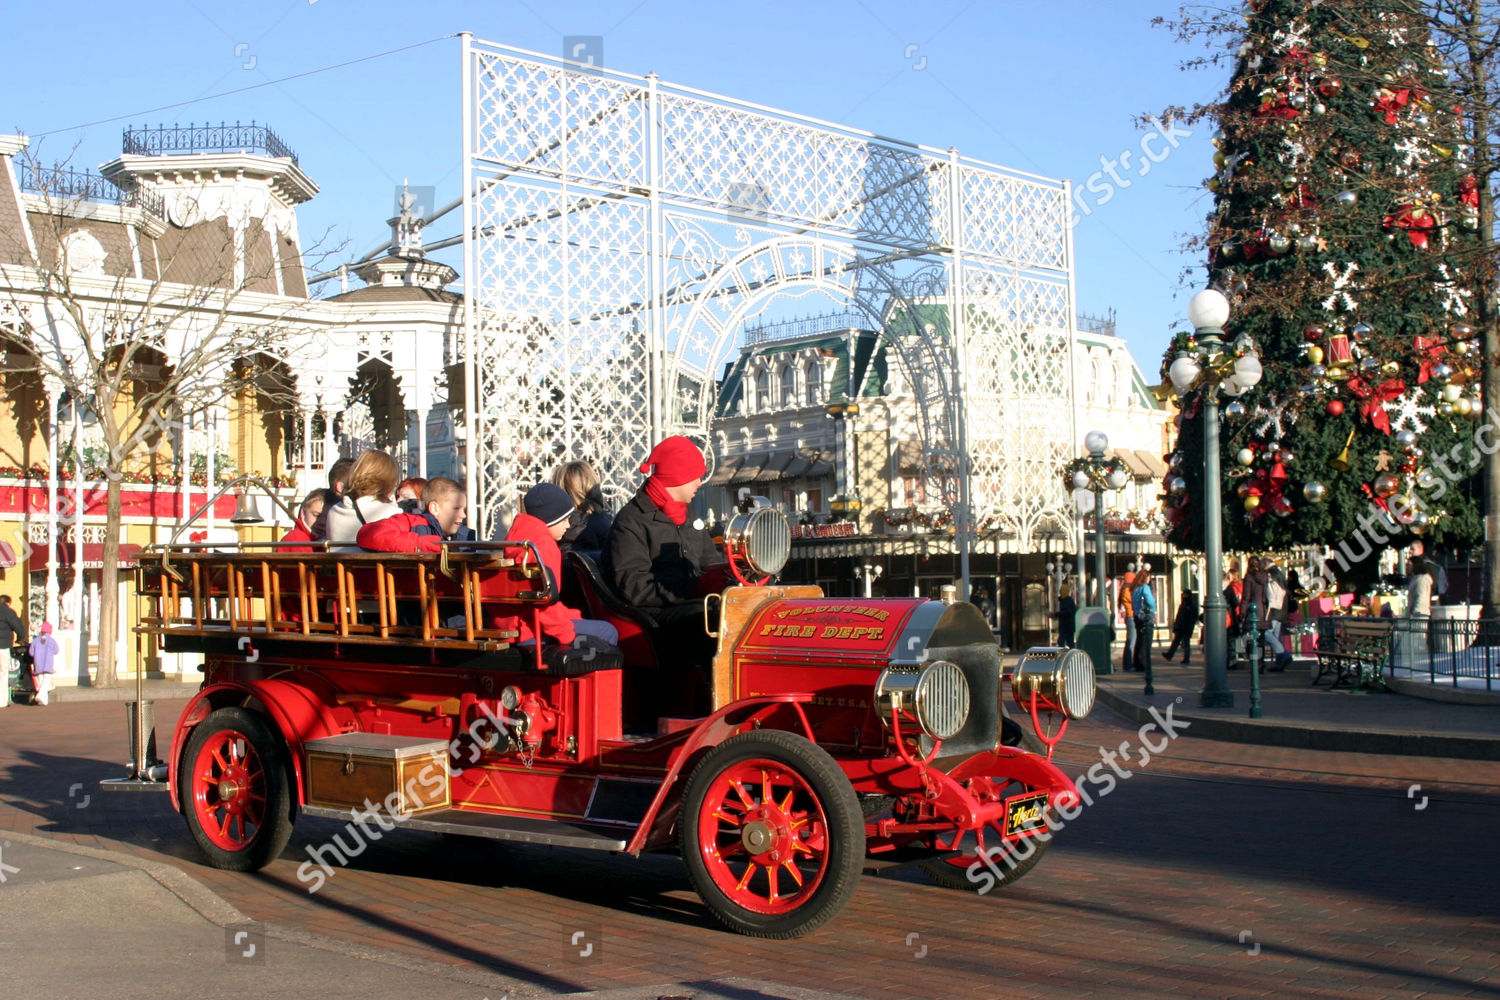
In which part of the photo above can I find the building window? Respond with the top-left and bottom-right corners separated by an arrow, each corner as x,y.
781,366 -> 798,406
806,487 -> 823,513
754,370 -> 770,412
902,476 -> 925,505
805,362 -> 823,406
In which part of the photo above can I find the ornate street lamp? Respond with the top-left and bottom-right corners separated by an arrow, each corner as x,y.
1168,288 -> 1263,709
1068,430 -> 1130,673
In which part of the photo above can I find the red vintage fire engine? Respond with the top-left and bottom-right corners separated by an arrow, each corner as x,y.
118,507 -> 1095,938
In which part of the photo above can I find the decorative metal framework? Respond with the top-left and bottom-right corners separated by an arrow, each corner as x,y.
461,37 -> 1078,567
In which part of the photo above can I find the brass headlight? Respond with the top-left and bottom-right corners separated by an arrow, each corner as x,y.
1012,647 -> 1096,719
875,659 -> 971,741
724,506 -> 791,577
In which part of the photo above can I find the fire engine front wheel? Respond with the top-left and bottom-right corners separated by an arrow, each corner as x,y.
681,730 -> 864,939
181,707 -> 294,872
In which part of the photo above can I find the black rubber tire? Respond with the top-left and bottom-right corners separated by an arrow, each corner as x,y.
180,707 -> 294,871
920,832 -> 1050,891
680,730 -> 864,939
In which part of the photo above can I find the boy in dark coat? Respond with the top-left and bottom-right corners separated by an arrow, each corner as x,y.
1163,590 -> 1200,664
498,484 -> 618,647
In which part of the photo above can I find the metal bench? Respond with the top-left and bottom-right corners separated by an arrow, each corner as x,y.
1312,617 -> 1393,691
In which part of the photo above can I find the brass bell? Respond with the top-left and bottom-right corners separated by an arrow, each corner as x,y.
230,492 -> 263,525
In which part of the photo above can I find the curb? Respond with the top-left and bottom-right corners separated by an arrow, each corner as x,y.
1092,684 -> 1500,761
1386,674 -> 1500,706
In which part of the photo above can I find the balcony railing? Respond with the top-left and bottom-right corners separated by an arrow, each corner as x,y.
745,311 -> 867,346
122,121 -> 298,165
17,163 -> 166,219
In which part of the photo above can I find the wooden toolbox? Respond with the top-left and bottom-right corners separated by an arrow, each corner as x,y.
304,733 -> 451,817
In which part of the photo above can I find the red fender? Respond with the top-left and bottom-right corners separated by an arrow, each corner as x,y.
625,693 -> 816,855
946,746 -> 1080,811
168,679 -> 344,812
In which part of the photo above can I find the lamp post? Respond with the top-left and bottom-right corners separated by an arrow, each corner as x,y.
827,399 -> 863,523
1069,431 -> 1130,675
1168,288 -> 1263,709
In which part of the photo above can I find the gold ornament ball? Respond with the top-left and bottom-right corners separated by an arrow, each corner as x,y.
1373,474 -> 1400,498
1442,383 -> 1463,402
1303,480 -> 1328,503
1410,511 -> 1430,535
1306,345 -> 1325,365
1381,361 -> 1401,377
1244,495 -> 1261,511
1236,448 -> 1255,467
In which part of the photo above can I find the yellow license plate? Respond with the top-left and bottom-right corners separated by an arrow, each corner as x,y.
1004,792 -> 1049,836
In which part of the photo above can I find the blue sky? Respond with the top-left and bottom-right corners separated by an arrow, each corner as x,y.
6,0 -> 1224,376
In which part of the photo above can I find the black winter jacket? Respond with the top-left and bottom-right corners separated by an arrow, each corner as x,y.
606,490 -> 716,608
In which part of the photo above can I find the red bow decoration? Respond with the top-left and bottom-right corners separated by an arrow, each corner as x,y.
1256,97 -> 1300,121
1346,376 -> 1407,434
1244,461 -> 1291,522
1374,88 -> 1413,125
1383,204 -> 1438,249
1413,335 -> 1445,383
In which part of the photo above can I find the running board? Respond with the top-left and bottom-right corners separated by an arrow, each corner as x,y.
299,805 -> 629,852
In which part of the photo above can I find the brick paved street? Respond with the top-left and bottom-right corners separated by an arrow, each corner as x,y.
2,697 -> 1497,998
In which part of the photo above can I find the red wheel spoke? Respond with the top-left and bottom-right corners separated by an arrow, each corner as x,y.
735,862 -> 757,893
715,842 -> 746,860
730,780 -> 756,810
712,807 -> 741,826
780,859 -> 804,888
778,787 -> 796,814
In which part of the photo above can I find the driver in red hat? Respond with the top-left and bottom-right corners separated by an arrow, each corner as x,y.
607,435 -> 717,610
606,437 -> 722,711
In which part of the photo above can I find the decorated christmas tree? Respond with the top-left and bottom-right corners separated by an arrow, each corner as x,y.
1161,0 -> 1485,572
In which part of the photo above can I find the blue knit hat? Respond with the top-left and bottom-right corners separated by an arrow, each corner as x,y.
523,483 -> 574,526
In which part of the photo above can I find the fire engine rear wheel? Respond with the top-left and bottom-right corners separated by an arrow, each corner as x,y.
681,730 -> 863,939
181,707 -> 294,872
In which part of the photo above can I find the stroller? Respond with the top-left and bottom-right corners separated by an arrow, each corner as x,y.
8,644 -> 37,705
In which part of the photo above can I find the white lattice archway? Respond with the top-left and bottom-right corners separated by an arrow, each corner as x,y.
460,38 -> 1080,582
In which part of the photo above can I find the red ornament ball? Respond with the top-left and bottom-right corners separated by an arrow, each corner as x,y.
1304,324 -> 1325,341
1326,399 -> 1345,417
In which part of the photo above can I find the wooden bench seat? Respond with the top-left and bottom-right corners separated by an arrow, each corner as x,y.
1313,617 -> 1393,691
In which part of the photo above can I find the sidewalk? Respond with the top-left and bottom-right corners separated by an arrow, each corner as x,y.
0,830 -> 863,1000
8,679 -> 201,706
1092,652 -> 1500,760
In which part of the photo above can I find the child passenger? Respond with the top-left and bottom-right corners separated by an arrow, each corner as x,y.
326,451 -> 403,548
357,476 -> 474,552
502,484 -> 619,648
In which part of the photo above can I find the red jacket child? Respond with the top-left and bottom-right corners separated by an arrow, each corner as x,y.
498,510 -> 581,644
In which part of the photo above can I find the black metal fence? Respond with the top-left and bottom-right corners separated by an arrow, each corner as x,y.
1315,615 -> 1500,691
17,162 -> 166,219
1389,616 -> 1500,691
122,121 -> 298,165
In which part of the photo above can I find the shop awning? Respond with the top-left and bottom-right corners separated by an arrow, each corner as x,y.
887,439 -> 925,476
0,541 -> 17,569
28,541 -> 142,571
731,453 -> 767,484
1136,450 -> 1168,479
804,450 -> 835,478
782,451 -> 813,478
707,457 -> 742,486
1112,449 -> 1153,480
755,451 -> 795,482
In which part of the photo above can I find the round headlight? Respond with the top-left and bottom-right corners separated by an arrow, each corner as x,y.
875,659 -> 971,741
725,507 -> 791,577
1012,647 -> 1096,719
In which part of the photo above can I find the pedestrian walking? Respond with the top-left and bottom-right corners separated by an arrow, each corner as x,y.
0,594 -> 23,708
1053,585 -> 1077,648
28,622 -> 58,707
1119,570 -> 1137,672
1163,590 -> 1200,665
1266,560 -> 1293,670
1131,571 -> 1157,673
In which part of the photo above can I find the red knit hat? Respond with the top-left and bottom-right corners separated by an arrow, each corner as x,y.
639,436 -> 706,487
